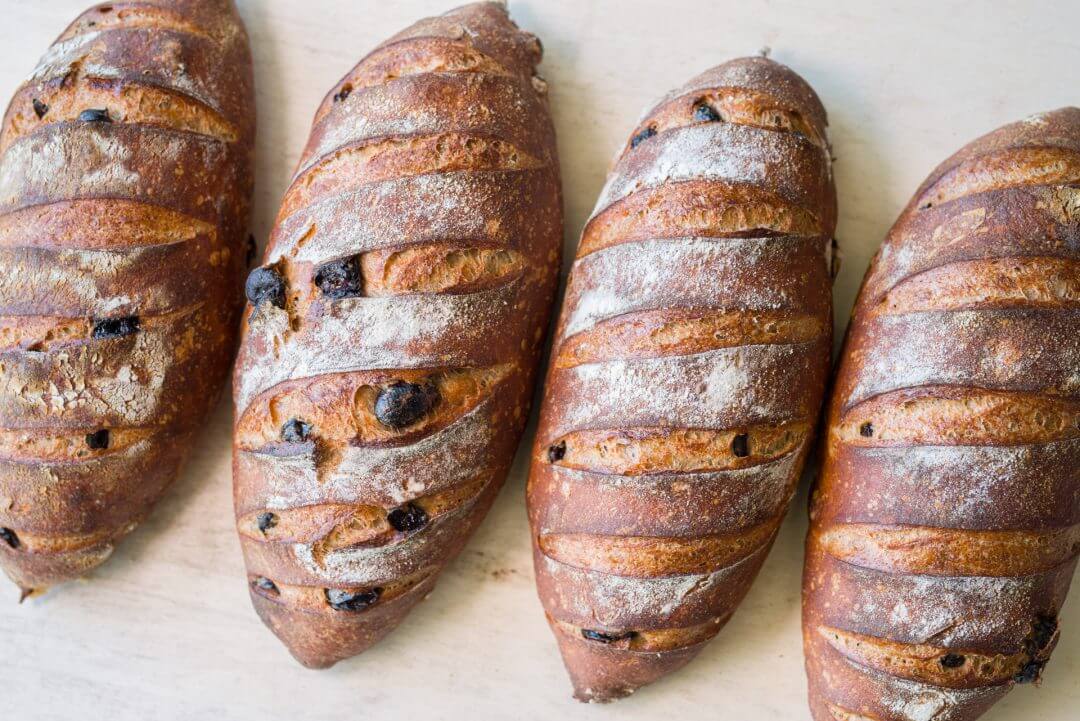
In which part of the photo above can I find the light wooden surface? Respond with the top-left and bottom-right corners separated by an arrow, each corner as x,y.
1,0 -> 1078,718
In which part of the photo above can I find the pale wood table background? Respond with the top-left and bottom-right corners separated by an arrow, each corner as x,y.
1,1 -> 1078,719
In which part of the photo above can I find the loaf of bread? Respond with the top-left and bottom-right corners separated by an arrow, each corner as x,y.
527,57 -> 836,701
232,1 -> 561,668
0,0 -> 254,595
803,108 -> 1080,720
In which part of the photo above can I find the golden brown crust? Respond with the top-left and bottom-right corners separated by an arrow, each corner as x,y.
232,2 -> 561,668
803,108 -> 1080,721
0,0 -> 254,593
528,56 -> 835,702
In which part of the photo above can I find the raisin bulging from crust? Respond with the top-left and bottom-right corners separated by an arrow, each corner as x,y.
547,441 -> 566,463
92,316 -> 140,340
0,528 -> 20,550
78,108 -> 112,123
1014,660 -> 1045,684
326,587 -> 382,612
32,99 -> 48,119
940,653 -> 966,668
374,381 -> 440,429
581,629 -> 636,644
314,256 -> 363,299
630,126 -> 657,148
859,422 -> 874,437
85,429 -> 110,450
333,85 -> 352,103
281,418 -> 311,443
694,103 -> 721,122
731,433 -> 750,458
245,266 -> 286,308
387,504 -> 429,533
257,512 -> 278,533
251,576 -> 279,595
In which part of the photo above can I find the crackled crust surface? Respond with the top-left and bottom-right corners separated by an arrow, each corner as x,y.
803,108 -> 1080,721
0,0 -> 254,593
232,2 -> 561,669
527,56 -> 835,702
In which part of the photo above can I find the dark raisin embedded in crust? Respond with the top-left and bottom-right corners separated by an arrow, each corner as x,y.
333,85 -> 352,103
940,653 -> 966,668
694,103 -> 722,122
731,433 -> 750,458
281,418 -> 311,443
245,266 -> 286,308
581,629 -> 637,644
1014,659 -> 1045,684
92,316 -> 140,340
859,422 -> 874,438
32,99 -> 48,119
314,256 -> 363,299
85,429 -> 110,450
325,587 -> 383,612
246,234 -> 257,266
374,381 -> 440,429
251,576 -> 279,595
630,126 -> 657,148
387,504 -> 429,533
256,512 -> 278,533
78,108 -> 112,123
1027,615 -> 1058,652
547,441 -> 566,463
0,528 -> 20,550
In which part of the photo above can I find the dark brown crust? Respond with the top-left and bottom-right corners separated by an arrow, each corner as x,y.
803,108 -> 1080,721
232,2 -> 561,668
0,0 -> 254,593
527,57 -> 835,702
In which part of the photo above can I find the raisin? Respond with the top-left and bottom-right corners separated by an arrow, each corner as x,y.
1028,615 -> 1058,652
245,266 -> 286,308
940,653 -> 966,668
387,504 -> 429,533
731,433 -> 750,458
0,528 -> 19,550
630,126 -> 657,148
92,316 -> 140,339
859,422 -> 874,437
1014,659 -> 1045,684
85,429 -> 110,450
694,103 -> 721,122
257,512 -> 278,533
547,440 -> 566,463
246,235 -> 257,266
32,99 -> 48,119
581,629 -> 636,644
251,576 -> 279,595
374,381 -> 440,429
325,587 -> 382,612
280,418 -> 311,443
314,256 -> 363,299
333,85 -> 352,103
78,108 -> 112,123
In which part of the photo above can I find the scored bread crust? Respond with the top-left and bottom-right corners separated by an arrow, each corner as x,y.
232,2 -> 562,668
527,57 -> 836,701
803,108 -> 1080,721
0,0 -> 254,593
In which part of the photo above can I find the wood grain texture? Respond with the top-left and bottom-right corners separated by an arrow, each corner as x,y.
0,1 -> 1078,720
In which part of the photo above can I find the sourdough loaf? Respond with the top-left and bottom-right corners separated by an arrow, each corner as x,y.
0,0 -> 254,594
232,2 -> 562,668
527,56 -> 836,701
803,108 -> 1080,721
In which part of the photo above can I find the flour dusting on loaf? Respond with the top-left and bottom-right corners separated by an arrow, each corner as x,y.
232,2 -> 561,668
803,108 -> 1080,721
527,56 -> 835,702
